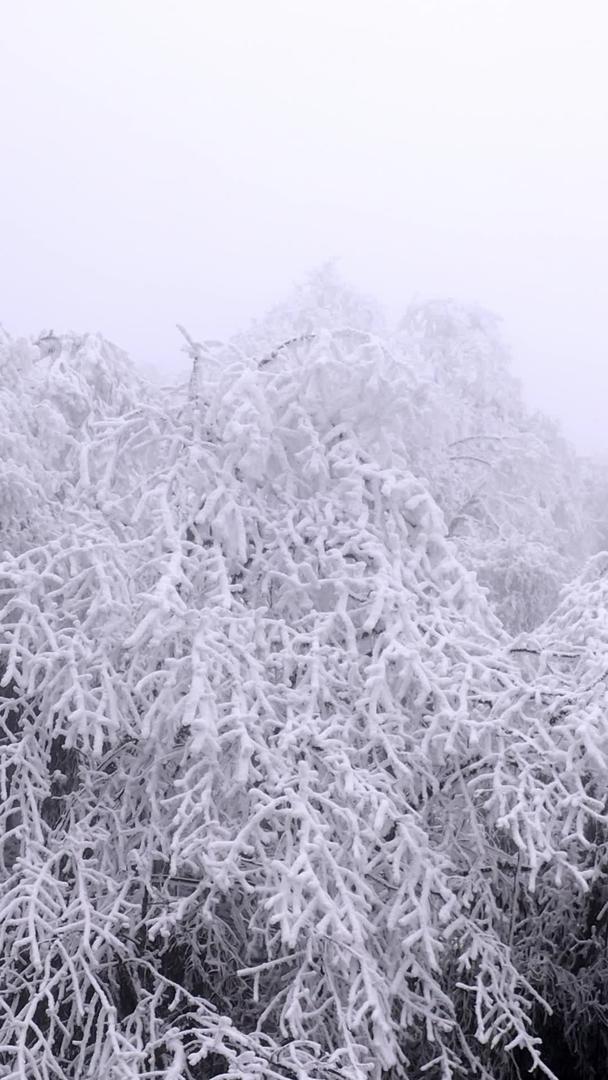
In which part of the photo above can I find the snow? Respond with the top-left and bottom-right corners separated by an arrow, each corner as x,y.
0,281 -> 607,1078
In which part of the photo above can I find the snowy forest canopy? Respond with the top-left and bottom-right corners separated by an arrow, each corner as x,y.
2,269 -> 608,1080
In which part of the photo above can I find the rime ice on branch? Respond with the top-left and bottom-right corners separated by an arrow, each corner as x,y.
0,295 -> 607,1079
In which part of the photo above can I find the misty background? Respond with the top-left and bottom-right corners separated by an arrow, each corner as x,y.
1,0 -> 606,453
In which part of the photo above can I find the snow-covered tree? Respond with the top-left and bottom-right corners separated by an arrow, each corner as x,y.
500,551 -> 608,1079
234,263 -> 386,358
395,300 -> 597,631
1,312 -> 608,1080
0,328 -> 143,555
236,283 -> 602,633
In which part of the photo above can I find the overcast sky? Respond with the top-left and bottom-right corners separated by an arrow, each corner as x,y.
1,1 -> 606,452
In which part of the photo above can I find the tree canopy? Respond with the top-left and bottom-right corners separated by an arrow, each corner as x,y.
1,279 -> 607,1079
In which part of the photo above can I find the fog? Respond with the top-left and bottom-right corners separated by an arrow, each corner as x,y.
1,0 -> 606,453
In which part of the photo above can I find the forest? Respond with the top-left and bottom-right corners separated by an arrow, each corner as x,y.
1,270 -> 608,1080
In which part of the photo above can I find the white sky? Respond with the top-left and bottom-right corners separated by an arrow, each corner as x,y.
1,0 -> 606,452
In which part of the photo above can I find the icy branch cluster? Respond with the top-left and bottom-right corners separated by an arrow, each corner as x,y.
1,287 -> 607,1079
